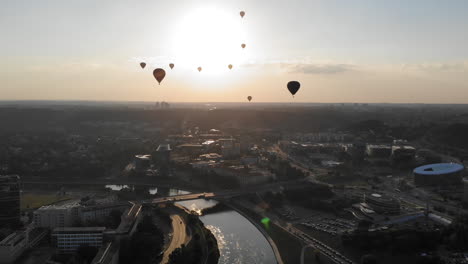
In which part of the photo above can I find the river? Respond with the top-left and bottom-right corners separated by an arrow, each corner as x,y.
177,199 -> 276,264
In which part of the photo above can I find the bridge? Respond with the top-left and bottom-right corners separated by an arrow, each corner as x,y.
143,179 -> 307,205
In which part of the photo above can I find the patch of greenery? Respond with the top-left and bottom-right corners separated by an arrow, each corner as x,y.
21,193 -> 71,209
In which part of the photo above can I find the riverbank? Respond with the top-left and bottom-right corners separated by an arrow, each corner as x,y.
228,200 -> 326,264
162,205 -> 220,264
200,202 -> 230,215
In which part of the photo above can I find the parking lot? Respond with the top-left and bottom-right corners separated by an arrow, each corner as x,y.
300,216 -> 357,236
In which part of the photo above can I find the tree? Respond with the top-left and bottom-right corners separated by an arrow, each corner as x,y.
119,215 -> 164,264
361,254 -> 377,264
106,209 -> 122,229
76,245 -> 98,264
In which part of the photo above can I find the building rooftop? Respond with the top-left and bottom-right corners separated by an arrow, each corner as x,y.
135,154 -> 151,160
199,153 -> 222,159
177,144 -> 203,148
367,144 -> 391,149
156,144 -> 171,152
52,227 -> 106,233
414,163 -> 464,175
0,231 -> 25,246
0,175 -> 20,183
392,145 -> 415,150
37,201 -> 80,210
202,140 -> 216,145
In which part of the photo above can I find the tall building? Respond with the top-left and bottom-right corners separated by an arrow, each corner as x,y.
134,155 -> 151,172
0,175 -> 20,228
153,144 -> 171,165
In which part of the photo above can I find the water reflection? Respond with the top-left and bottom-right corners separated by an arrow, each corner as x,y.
177,199 -> 276,264
177,199 -> 219,211
168,188 -> 190,196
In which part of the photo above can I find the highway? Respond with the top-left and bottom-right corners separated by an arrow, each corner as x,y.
116,202 -> 142,235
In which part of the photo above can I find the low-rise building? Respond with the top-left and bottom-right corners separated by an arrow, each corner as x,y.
52,227 -> 105,253
190,160 -> 217,169
392,145 -> 416,161
366,144 -> 392,158
0,231 -> 28,264
80,203 -> 128,225
33,202 -> 81,229
241,156 -> 258,165
199,153 -> 222,162
176,144 -> 204,156
0,225 -> 47,264
362,193 -> 400,215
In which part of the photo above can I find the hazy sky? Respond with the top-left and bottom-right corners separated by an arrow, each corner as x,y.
1,0 -> 468,103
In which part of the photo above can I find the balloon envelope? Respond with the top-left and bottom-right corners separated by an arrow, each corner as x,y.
153,68 -> 166,85
287,81 -> 300,96
240,11 -> 245,18
241,43 -> 246,49
228,64 -> 233,70
169,63 -> 174,69
140,62 -> 146,69
247,96 -> 252,102
197,67 -> 202,72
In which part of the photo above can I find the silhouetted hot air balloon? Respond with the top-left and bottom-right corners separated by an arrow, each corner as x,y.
240,11 -> 245,18
197,67 -> 202,72
169,63 -> 174,70
287,81 -> 300,97
247,96 -> 252,102
140,62 -> 146,69
228,64 -> 233,70
153,68 -> 166,85
241,43 -> 246,49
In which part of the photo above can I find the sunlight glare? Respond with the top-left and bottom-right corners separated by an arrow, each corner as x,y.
171,7 -> 247,76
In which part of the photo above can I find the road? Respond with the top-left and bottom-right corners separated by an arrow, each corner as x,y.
162,214 -> 187,264
270,144 -> 333,187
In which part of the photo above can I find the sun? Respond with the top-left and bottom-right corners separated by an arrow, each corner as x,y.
171,7 -> 247,75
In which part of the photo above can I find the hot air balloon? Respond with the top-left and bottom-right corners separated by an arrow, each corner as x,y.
228,64 -> 233,70
153,68 -> 166,85
241,43 -> 246,49
247,96 -> 252,102
240,11 -> 245,18
169,63 -> 174,70
197,67 -> 202,72
287,81 -> 300,97
140,62 -> 146,69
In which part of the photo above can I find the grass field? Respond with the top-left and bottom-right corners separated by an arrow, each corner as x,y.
21,193 -> 71,210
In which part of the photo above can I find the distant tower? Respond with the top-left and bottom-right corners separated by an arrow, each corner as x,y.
0,175 -> 21,227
